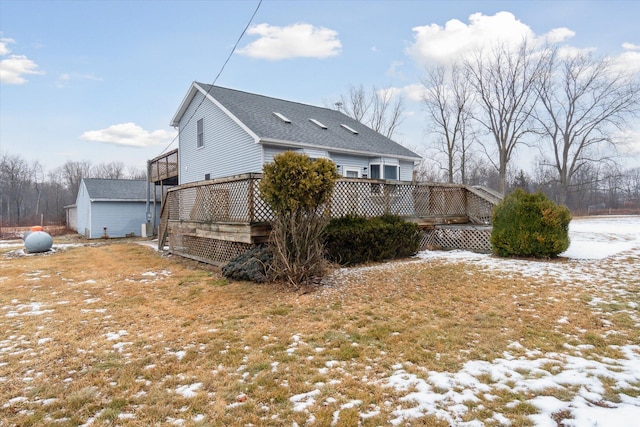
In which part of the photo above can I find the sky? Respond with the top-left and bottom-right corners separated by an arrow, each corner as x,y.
1,0 -> 639,174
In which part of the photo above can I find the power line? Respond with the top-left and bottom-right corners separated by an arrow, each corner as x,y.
157,0 -> 263,157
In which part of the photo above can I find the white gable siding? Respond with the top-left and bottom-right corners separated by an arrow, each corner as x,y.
76,181 -> 92,238
178,91 -> 263,184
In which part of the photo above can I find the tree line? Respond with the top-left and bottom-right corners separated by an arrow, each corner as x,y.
3,39 -> 638,227
0,153 -> 145,227
336,40 -> 640,214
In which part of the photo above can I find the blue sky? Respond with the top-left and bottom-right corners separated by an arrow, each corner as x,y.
1,0 -> 639,172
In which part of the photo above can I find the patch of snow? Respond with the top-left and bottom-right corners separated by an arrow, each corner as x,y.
174,383 -> 202,398
290,389 -> 321,412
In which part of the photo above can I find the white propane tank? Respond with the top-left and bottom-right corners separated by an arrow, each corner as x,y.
24,231 -> 53,253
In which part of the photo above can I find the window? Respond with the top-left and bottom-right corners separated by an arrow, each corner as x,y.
197,118 -> 204,148
369,163 -> 399,180
343,167 -> 359,178
370,164 -> 381,179
309,118 -> 327,129
384,165 -> 399,180
340,124 -> 359,134
273,112 -> 291,123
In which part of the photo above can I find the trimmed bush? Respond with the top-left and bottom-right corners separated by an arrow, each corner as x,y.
222,246 -> 272,283
259,151 -> 340,287
490,189 -> 571,258
324,214 -> 421,266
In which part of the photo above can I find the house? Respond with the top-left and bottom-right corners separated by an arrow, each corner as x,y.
169,82 -> 421,185
73,178 -> 161,239
156,83 -> 501,265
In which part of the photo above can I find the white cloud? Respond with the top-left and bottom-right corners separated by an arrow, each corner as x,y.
620,129 -> 640,156
622,42 -> 640,51
386,60 -> 405,79
237,23 -> 341,60
615,49 -> 640,74
0,37 -> 44,85
545,27 -> 575,44
406,11 -> 572,67
0,37 -> 14,55
80,123 -> 177,148
398,83 -> 428,102
56,72 -> 103,88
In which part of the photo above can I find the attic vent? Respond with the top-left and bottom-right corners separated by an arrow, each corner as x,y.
273,112 -> 291,123
340,124 -> 359,134
309,118 -> 327,129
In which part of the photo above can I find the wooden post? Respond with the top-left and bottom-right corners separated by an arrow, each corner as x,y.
248,176 -> 255,223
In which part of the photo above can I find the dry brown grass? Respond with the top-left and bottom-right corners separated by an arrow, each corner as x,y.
1,238 -> 638,426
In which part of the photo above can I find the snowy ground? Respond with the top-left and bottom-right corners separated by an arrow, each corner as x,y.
384,216 -> 640,426
1,216 -> 639,426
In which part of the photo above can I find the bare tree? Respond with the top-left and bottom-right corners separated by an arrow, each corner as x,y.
464,40 -> 547,193
620,167 -> 640,203
60,160 -> 93,198
0,152 -> 32,225
45,168 -> 73,223
126,166 -> 147,180
422,63 -> 475,183
93,161 -> 126,179
32,160 -> 45,223
534,49 -> 640,205
334,84 -> 405,139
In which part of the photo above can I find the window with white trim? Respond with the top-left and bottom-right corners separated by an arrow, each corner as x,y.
197,118 -> 204,148
384,165 -> 399,180
369,163 -> 399,180
370,164 -> 381,179
343,167 -> 360,178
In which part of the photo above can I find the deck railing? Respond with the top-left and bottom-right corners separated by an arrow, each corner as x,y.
159,173 -> 502,263
163,173 -> 498,225
149,149 -> 179,184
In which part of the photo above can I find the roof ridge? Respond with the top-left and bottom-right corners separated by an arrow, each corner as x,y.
196,82 -> 338,113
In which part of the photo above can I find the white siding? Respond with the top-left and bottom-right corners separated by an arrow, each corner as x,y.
399,160 -> 415,181
75,182 -> 92,238
66,207 -> 78,231
90,202 -> 160,239
178,92 -> 263,184
262,147 -> 415,181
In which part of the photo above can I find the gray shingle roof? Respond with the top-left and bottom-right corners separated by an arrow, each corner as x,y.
83,179 -> 160,201
191,83 -> 421,160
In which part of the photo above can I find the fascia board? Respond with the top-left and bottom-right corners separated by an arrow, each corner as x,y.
259,138 -> 422,162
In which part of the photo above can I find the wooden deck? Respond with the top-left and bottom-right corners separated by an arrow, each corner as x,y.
160,174 -> 502,265
149,149 -> 178,185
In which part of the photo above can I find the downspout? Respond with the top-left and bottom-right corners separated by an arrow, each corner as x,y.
146,160 -> 151,235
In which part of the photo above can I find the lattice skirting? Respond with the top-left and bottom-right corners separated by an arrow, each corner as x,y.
420,225 -> 493,253
168,224 -> 493,266
170,234 -> 253,266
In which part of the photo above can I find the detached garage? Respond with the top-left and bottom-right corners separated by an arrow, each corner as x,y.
75,178 -> 161,239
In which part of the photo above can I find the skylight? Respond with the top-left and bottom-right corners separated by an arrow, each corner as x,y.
309,118 -> 327,129
273,112 -> 291,123
340,124 -> 359,134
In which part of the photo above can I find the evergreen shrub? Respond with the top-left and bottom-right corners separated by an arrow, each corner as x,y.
259,151 -> 340,286
490,189 -> 571,258
324,214 -> 421,266
221,246 -> 272,283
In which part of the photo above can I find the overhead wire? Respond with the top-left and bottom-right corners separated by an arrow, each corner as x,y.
156,0 -> 263,157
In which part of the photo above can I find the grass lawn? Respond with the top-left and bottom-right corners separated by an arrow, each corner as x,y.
1,234 -> 639,426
